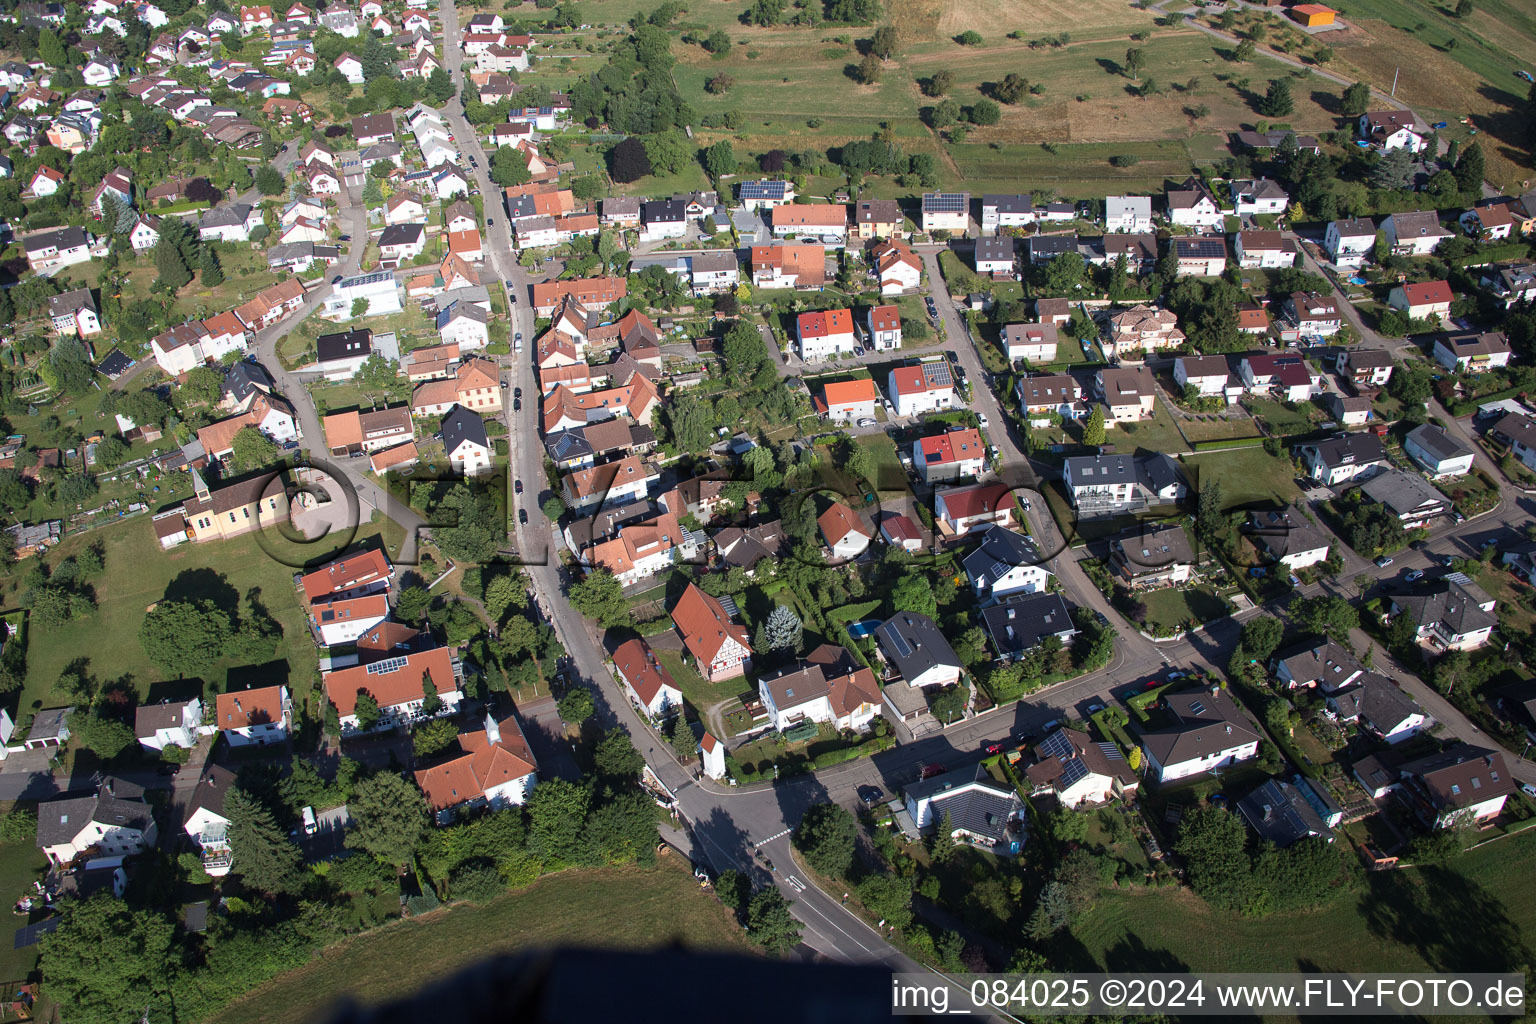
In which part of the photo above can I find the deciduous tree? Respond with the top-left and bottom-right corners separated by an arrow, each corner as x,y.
346,771 -> 429,866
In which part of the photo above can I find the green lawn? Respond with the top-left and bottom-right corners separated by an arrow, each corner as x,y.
5,515 -> 384,730
653,648 -> 752,713
1102,403 -> 1188,457
1139,585 -> 1231,634
1179,446 -> 1303,511
0,835 -> 48,984
1063,827 -> 1536,976
1174,414 -> 1264,444
207,861 -> 753,1024
855,433 -> 907,497
1243,396 -> 1323,437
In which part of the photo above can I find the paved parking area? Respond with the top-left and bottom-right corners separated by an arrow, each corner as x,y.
517,695 -> 582,781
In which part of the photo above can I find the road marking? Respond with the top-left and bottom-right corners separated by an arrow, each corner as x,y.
785,875 -> 806,892
754,828 -> 791,848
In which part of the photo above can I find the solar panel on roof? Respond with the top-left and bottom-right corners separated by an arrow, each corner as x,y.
1189,699 -> 1206,715
367,655 -> 409,675
925,193 -> 968,212
1058,757 -> 1090,789
1097,742 -> 1125,762
1038,729 -> 1073,760
886,626 -> 912,657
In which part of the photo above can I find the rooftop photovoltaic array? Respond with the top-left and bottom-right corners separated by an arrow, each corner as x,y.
924,192 -> 968,213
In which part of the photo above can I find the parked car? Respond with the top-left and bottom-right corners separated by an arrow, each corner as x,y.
977,413 -> 989,429
856,417 -> 876,427
513,398 -> 521,411
1374,555 -> 1394,568
1086,702 -> 1104,714
301,807 -> 318,836
858,785 -> 884,807
518,509 -> 528,524
983,742 -> 1004,755
514,479 -> 523,494
919,763 -> 946,780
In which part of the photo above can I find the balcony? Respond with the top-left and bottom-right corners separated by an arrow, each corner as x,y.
200,844 -> 233,873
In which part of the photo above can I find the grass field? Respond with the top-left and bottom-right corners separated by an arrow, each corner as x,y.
3,514 -> 384,728
1172,414 -> 1264,443
1102,403 -> 1189,456
0,835 -> 48,984
1140,585 -> 1231,633
1179,446 -> 1304,511
1064,827 -> 1536,975
206,860 -> 753,1024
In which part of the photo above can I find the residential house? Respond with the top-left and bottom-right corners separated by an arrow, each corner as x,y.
1236,777 -> 1337,847
866,304 -> 902,351
1025,728 -> 1139,809
854,198 -> 903,240
912,427 -> 985,484
748,243 -> 826,289
874,612 -> 961,689
1383,211 -> 1451,256
1104,195 -> 1153,233
1234,229 -> 1295,268
1171,237 -> 1227,276
1246,504 -> 1332,571
1109,522 -> 1195,588
314,328 -> 374,379
903,767 -> 1024,854
442,407 -> 494,476
600,196 -> 640,229
437,302 -> 490,351
1486,262 -> 1536,308
982,591 -> 1078,661
1360,469 -> 1450,529
1324,392 -> 1374,427
322,272 -> 403,319
758,645 -> 882,733
530,276 -> 626,317
612,638 -> 684,719
1027,234 -> 1078,264
1280,291 -> 1343,340
1327,675 -> 1429,745
36,778 -> 156,867
920,192 -> 968,234
129,214 -> 161,251
639,198 -> 686,242
1388,280 -> 1454,322
1103,233 -> 1159,273
1140,685 -> 1262,782
323,646 -> 461,734
1397,745 -> 1512,827
583,510 -> 690,585
1432,331 -> 1511,373
934,482 -> 1014,536
198,202 -> 261,242
963,525 -> 1050,601
736,179 -> 795,210
1325,216 -> 1376,268
181,765 -> 236,877
671,582 -> 752,683
1404,423 -> 1474,478
414,711 -> 539,823
1174,354 -> 1236,401
818,502 -> 872,561
1062,453 -> 1186,516
1359,110 -> 1426,152
1461,202 -> 1516,240
1336,348 -> 1394,388
1015,373 -> 1086,424
1390,577 -> 1498,651
888,360 -> 955,417
871,239 -> 922,294
133,698 -> 205,752
980,194 -> 1034,234
1231,177 -> 1289,216
48,288 -> 101,339
1096,366 -> 1157,422
973,236 -> 1015,276
796,307 -> 857,362
1299,431 -> 1386,486
215,684 -> 292,746
771,203 -> 848,242
816,378 -> 879,425
1103,305 -> 1186,360
560,455 -> 655,512
689,250 -> 738,295
23,227 -> 92,273
1002,323 -> 1057,365
1166,176 -> 1224,231
385,191 -> 428,226
1274,639 -> 1364,691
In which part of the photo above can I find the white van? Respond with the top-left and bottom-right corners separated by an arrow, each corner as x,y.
301,806 -> 318,836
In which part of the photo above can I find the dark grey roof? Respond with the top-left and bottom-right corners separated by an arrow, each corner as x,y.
1275,640 -> 1362,690
1172,237 -> 1227,258
26,707 -> 71,742
1246,504 -> 1330,561
133,698 -> 193,739
564,499 -> 654,550
36,778 -> 152,849
1065,452 -> 1135,484
1029,234 -> 1077,255
983,193 -> 1033,214
974,237 -> 1014,266
545,428 -> 593,463
1331,217 -> 1376,237
1111,522 -> 1194,573
442,406 -> 489,455
1237,778 -> 1330,848
1304,431 -> 1387,468
1392,579 -> 1497,637
199,202 -> 254,229
932,786 -> 1021,843
981,592 -> 1077,657
97,350 -> 134,378
1405,423 -> 1473,464
22,226 -> 87,254
1138,454 -> 1184,494
1142,686 -> 1261,769
642,198 -> 685,223
1355,676 -> 1425,736
1360,470 -> 1448,518
183,764 -> 238,823
47,287 -> 96,318
378,223 -> 425,247
316,328 -> 372,363
962,525 -> 1046,590
222,360 -> 274,404
874,612 -> 960,681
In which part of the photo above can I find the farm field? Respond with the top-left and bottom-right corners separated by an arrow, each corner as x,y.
206,861 -> 753,1024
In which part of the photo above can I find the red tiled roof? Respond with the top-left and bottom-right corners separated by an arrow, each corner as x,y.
612,637 -> 680,707
215,684 -> 286,731
324,647 -> 455,715
916,428 -> 984,465
797,308 -> 853,339
671,583 -> 751,665
300,549 -> 391,600
1401,280 -> 1453,305
818,502 -> 871,546
821,378 -> 879,408
938,482 -> 1012,521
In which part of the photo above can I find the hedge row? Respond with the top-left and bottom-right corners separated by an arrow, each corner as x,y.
1187,436 -> 1266,452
